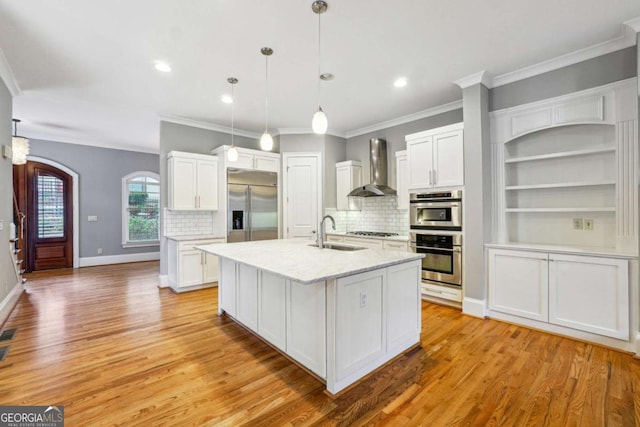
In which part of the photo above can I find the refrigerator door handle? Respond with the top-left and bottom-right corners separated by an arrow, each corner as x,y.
247,186 -> 252,241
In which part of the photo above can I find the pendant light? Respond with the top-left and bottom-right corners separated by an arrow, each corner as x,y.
12,119 -> 29,165
260,47 -> 274,152
311,0 -> 328,135
227,77 -> 239,162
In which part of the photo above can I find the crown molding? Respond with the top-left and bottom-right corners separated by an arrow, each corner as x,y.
344,100 -> 463,139
0,47 -> 21,97
277,128 -> 347,139
623,16 -> 640,33
491,19 -> 638,88
454,71 -> 493,89
159,115 -> 260,139
26,131 -> 159,154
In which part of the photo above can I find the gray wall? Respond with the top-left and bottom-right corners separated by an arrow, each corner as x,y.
28,139 -> 159,258
490,47 -> 637,111
0,78 -> 18,315
346,109 -> 464,189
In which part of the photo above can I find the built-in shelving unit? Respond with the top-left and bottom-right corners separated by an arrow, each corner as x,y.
490,78 -> 638,251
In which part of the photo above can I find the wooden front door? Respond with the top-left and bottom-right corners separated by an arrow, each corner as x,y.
14,161 -> 73,271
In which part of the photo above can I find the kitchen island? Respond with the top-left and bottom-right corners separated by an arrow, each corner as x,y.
197,238 -> 424,395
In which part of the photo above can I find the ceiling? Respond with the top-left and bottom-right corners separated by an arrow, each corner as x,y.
1,1 -> 639,153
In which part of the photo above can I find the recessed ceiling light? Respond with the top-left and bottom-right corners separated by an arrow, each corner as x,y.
221,94 -> 233,104
394,77 -> 408,88
154,61 -> 172,73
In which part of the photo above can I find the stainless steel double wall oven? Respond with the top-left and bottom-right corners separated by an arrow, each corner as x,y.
409,190 -> 462,287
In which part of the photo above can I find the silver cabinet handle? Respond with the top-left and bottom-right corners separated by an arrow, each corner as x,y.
433,170 -> 437,185
428,170 -> 432,185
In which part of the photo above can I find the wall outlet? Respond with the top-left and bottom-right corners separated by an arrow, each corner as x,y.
572,218 -> 584,230
88,215 -> 98,222
0,219 -> 3,231
360,291 -> 367,308
584,219 -> 594,230
97,248 -> 103,255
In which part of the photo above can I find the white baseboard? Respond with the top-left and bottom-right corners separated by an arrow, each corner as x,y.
462,297 -> 486,318
79,252 -> 160,267
158,274 -> 169,288
0,282 -> 24,327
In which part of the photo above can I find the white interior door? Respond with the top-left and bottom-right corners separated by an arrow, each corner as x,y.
283,153 -> 322,238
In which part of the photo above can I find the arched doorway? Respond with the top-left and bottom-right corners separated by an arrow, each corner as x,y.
13,160 -> 74,271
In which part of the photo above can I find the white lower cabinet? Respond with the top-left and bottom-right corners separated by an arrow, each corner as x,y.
488,248 -> 629,340
488,249 -> 549,322
167,238 -> 225,292
257,271 -> 287,352
219,258 -> 237,317
236,264 -> 258,332
287,280 -> 326,377
386,262 -> 421,351
335,269 -> 386,381
549,253 -> 629,340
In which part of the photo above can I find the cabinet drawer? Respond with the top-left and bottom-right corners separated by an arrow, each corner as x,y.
383,241 -> 408,252
178,238 -> 225,251
326,235 -> 344,243
421,282 -> 462,302
343,237 -> 383,249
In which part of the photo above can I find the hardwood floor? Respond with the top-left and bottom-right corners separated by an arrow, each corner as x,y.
0,261 -> 639,426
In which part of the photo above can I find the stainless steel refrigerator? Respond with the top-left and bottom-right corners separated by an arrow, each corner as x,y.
227,168 -> 278,243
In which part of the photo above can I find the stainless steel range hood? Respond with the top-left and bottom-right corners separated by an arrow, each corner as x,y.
348,138 -> 397,197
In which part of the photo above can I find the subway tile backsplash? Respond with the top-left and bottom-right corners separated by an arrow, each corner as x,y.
164,208 -> 214,237
325,196 -> 409,236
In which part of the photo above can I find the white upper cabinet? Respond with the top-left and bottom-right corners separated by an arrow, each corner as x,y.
168,151 -> 218,210
213,145 -> 280,172
406,123 -> 464,190
336,160 -> 362,211
395,150 -> 409,209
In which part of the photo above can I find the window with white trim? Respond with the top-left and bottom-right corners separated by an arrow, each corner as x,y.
122,172 -> 160,246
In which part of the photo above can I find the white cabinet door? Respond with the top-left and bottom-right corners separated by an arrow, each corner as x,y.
395,150 -> 409,209
433,129 -> 464,188
196,159 -> 218,210
258,271 -> 287,351
387,262 -> 421,351
336,161 -> 362,211
169,157 -> 197,210
254,154 -> 279,172
202,252 -> 219,283
407,136 -> 433,189
220,258 -> 237,317
488,249 -> 549,322
287,280 -> 326,378
236,264 -> 259,332
549,254 -> 629,339
284,153 -> 321,238
232,152 -> 255,170
335,269 -> 386,381
179,250 -> 204,288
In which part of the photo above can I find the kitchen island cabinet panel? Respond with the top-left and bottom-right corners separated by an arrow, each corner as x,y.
387,262 -> 421,350
236,264 -> 259,332
334,269 -> 385,381
219,258 -> 237,317
287,280 -> 326,378
257,271 -> 287,351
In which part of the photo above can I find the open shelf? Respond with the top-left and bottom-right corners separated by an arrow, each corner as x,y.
505,181 -> 615,191
505,146 -> 615,164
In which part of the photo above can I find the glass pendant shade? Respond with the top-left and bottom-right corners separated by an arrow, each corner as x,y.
260,132 -> 274,151
12,136 -> 29,165
227,145 -> 239,162
312,107 -> 328,134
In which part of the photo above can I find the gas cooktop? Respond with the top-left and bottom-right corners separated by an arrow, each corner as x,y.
347,231 -> 399,237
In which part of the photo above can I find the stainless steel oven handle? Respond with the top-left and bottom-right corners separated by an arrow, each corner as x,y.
409,244 -> 461,252
409,201 -> 461,207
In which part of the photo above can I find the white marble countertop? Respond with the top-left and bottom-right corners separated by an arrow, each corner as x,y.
165,235 -> 226,242
197,238 -> 423,284
326,232 -> 410,242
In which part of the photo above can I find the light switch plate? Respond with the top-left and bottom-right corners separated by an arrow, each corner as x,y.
1,145 -> 11,159
88,215 -> 98,222
0,220 -> 3,231
572,218 -> 583,230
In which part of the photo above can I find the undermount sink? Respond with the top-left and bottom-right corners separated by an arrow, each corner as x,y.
309,242 -> 366,251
